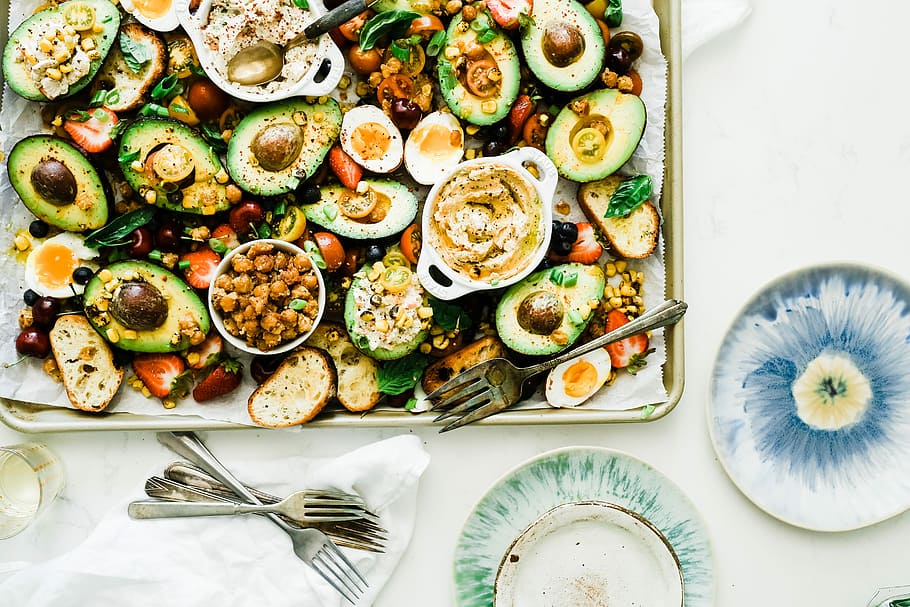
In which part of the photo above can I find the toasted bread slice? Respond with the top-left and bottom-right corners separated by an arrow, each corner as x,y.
248,347 -> 336,427
306,322 -> 380,413
422,336 -> 506,394
50,315 -> 123,412
90,23 -> 166,112
577,176 -> 660,259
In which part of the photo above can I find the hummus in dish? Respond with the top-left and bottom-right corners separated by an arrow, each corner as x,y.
199,0 -> 319,95
428,163 -> 544,283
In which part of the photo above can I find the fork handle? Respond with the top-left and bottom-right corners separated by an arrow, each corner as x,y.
129,499 -> 267,519
521,299 -> 688,377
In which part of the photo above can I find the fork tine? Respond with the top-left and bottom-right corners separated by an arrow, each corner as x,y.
310,556 -> 358,604
440,399 -> 507,433
425,366 -> 488,402
318,545 -> 368,592
327,541 -> 369,588
433,388 -> 494,422
429,381 -> 489,413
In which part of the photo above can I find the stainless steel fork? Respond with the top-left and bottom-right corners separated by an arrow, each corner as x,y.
156,432 -> 369,604
428,299 -> 688,432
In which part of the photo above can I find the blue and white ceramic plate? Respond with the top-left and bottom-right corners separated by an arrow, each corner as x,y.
709,263 -> 910,532
453,447 -> 714,607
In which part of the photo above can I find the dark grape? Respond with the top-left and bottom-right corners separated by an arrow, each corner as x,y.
126,227 -> 154,257
552,238 -> 573,255
250,355 -> 285,383
482,140 -> 507,157
297,183 -> 322,205
155,222 -> 182,251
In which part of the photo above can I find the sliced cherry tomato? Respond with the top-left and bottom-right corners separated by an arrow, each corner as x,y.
380,265 -> 412,292
522,112 -> 550,150
376,74 -> 415,107
337,189 -> 377,219
506,95 -> 535,146
348,44 -> 382,75
627,69 -> 643,96
406,15 -> 444,38
382,251 -> 410,268
384,43 -> 425,76
338,10 -> 373,43
465,59 -> 499,99
272,206 -> 307,242
486,0 -> 532,30
313,232 -> 346,272
572,127 -> 606,163
63,1 -> 95,30
400,224 -> 421,264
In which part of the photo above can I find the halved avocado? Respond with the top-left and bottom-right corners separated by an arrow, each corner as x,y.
119,119 -> 231,215
521,0 -> 605,92
8,135 -> 108,231
3,0 -> 120,101
546,89 -> 646,182
344,262 -> 429,360
495,263 -> 605,355
83,260 -> 210,352
227,98 -> 342,196
303,180 -> 418,239
437,14 -> 520,126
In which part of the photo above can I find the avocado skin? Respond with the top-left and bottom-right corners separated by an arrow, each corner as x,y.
545,89 -> 646,182
437,14 -> 520,126
8,135 -> 109,231
2,0 -> 120,101
118,118 -> 231,214
226,98 -> 341,196
496,263 -> 605,356
83,261 -> 210,352
520,0 -> 606,92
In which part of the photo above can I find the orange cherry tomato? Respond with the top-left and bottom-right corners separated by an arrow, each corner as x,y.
338,10 -> 373,43
595,18 -> 610,46
376,74 -> 415,106
406,14 -> 444,38
348,44 -> 383,75
400,224 -> 421,265
186,78 -> 228,121
522,112 -> 550,151
313,232 -> 346,272
465,59 -> 499,98
627,69 -> 643,96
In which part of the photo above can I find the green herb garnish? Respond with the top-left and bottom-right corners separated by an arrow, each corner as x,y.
605,0 -> 622,27
390,40 -> 411,62
377,352 -> 431,396
429,298 -> 471,332
84,207 -> 156,248
150,73 -> 179,102
359,10 -> 421,51
604,175 -> 652,218
120,31 -> 152,72
293,0 -> 309,8
289,298 -> 307,311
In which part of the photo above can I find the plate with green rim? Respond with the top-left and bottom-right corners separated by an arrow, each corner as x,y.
453,446 -> 714,607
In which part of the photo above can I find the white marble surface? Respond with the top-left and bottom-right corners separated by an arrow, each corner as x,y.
4,0 -> 910,604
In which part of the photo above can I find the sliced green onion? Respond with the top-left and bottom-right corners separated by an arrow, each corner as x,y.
476,28 -> 497,44
256,224 -> 271,239
139,103 -> 170,118
105,89 -> 121,105
90,89 -> 108,107
151,73 -> 179,101
303,240 -> 327,269
208,238 -> 228,255
390,40 -> 411,62
426,29 -> 446,56
549,268 -> 564,286
563,272 -> 578,287
65,109 -> 92,123
407,34 -> 423,45
289,298 -> 307,310
118,149 -> 140,165
102,14 -> 112,22
639,404 -> 656,419
323,205 -> 338,220
171,104 -> 189,114
178,260 -> 191,270
92,108 -> 110,121
568,309 -> 583,325
149,250 -> 163,261
470,13 -> 490,31
273,201 -> 287,216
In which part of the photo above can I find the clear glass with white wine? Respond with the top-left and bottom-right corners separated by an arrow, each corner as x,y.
0,442 -> 65,539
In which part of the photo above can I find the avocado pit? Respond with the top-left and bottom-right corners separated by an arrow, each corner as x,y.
517,291 -> 564,335
30,158 -> 77,205
542,23 -> 585,68
251,123 -> 304,172
110,281 -> 169,330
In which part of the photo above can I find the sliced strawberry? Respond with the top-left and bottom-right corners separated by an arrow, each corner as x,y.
133,353 -> 186,399
551,223 -> 603,265
328,145 -> 362,190
63,107 -> 119,153
181,247 -> 221,289
185,334 -> 223,369
486,0 -> 533,30
210,224 -> 240,252
193,358 -> 243,402
604,309 -> 653,373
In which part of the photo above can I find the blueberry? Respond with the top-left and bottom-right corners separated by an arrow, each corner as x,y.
482,140 -> 507,157
297,183 -> 321,205
364,244 -> 386,263
558,222 -> 579,244
23,289 -> 39,306
551,220 -> 563,237
72,266 -> 94,285
491,123 -> 509,143
28,220 -> 49,238
552,238 -> 573,255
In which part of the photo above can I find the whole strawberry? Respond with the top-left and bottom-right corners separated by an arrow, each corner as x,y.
192,358 -> 243,402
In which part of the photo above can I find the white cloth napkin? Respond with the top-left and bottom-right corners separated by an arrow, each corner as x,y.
682,0 -> 752,59
0,435 -> 430,607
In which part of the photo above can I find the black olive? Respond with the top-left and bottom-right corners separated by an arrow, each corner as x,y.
365,244 -> 386,263
558,222 -> 579,244
72,267 -> 95,285
23,289 -> 39,306
492,123 -> 509,143
551,220 -> 563,237
28,220 -> 49,238
536,257 -> 555,272
297,183 -> 322,205
482,140 -> 507,157
166,189 -> 184,207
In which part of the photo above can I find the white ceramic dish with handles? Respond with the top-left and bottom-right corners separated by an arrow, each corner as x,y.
207,239 -> 325,356
417,147 -> 558,301
174,0 -> 345,103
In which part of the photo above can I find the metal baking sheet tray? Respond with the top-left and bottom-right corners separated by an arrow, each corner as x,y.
0,0 -> 683,432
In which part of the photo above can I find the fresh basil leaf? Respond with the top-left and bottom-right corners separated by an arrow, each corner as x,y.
359,10 -> 421,51
605,0 -> 622,27
429,298 -> 472,332
120,31 -> 152,72
293,0 -> 309,8
84,207 -> 157,248
605,175 -> 652,218
200,123 -> 227,152
377,352 -> 431,396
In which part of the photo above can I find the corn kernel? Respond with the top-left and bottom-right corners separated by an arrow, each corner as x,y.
292,111 -> 307,126
551,330 -> 568,345
605,262 -> 617,277
524,164 -> 539,179
432,334 -> 449,349
105,328 -> 120,343
14,235 -> 30,251
92,23 -> 104,33
338,75 -> 351,90
88,50 -> 101,60
144,189 -> 157,204
141,387 -> 152,398
25,53 -> 38,65
45,68 -> 62,81
81,37 -> 95,51
620,284 -> 636,297
123,329 -> 138,340
465,148 -> 476,160
98,269 -> 113,282
481,100 -> 497,114
162,399 -> 177,409
186,352 -> 200,366
609,296 -> 623,309
313,112 -> 324,122
38,38 -> 54,53
53,50 -> 69,63
615,260 -> 627,273
59,63 -> 73,74
64,25 -> 76,36
488,68 -> 501,82
419,342 -> 432,354
130,160 -> 144,171
221,129 -> 233,142
375,318 -> 389,332
417,306 -> 434,319
214,169 -> 229,184
465,124 -> 480,136
444,46 -> 461,60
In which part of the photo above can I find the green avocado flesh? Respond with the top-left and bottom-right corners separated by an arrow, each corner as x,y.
83,260 -> 210,352
437,14 -> 520,126
521,0 -> 605,92
8,135 -> 108,231
496,263 -> 605,355
2,0 -> 120,101
119,119 -> 231,214
227,98 -> 342,196
344,262 -> 429,360
304,180 -> 418,239
546,88 -> 646,182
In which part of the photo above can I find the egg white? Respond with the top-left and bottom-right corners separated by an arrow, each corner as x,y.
545,348 -> 613,408
340,105 -> 404,174
120,0 -> 180,33
24,233 -> 100,298
404,111 -> 464,186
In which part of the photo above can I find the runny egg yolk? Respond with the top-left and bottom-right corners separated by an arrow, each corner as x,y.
413,124 -> 461,161
561,360 -> 600,398
132,0 -> 172,19
351,122 -> 392,161
33,242 -> 79,292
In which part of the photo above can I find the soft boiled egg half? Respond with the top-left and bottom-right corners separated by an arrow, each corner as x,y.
340,105 -> 404,174
25,233 -> 100,298
404,111 -> 464,185
120,0 -> 179,32
545,347 -> 613,408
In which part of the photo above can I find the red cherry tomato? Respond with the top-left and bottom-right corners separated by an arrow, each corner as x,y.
406,15 -> 444,38
337,10 -> 373,43
313,232 -> 346,272
186,79 -> 229,122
